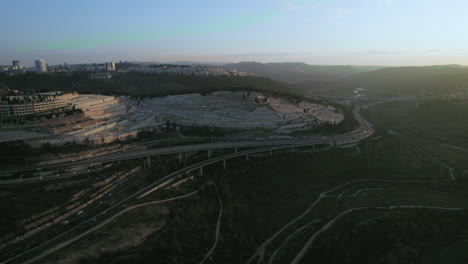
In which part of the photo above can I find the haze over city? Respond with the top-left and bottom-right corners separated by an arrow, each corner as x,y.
3,0 -> 468,66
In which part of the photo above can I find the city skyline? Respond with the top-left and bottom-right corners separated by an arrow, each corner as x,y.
3,0 -> 468,66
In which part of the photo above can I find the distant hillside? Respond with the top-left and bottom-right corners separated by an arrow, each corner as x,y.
130,61 -> 230,66
331,65 -> 468,97
223,62 -> 382,83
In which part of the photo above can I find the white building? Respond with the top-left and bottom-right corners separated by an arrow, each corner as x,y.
105,62 -> 116,71
35,59 -> 47,73
12,60 -> 23,70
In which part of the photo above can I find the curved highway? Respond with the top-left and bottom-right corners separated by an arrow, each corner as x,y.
0,106 -> 373,176
0,104 -> 374,264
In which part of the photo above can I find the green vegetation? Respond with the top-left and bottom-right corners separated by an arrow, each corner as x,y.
66,132 -> 451,264
362,99 -> 468,174
0,139 -> 125,167
224,62 -> 382,83
38,182 -> 220,264
0,72 -> 304,98
346,189 -> 468,209
331,65 -> 468,96
5,65 -> 468,98
364,99 -> 468,147
426,239 -> 468,264
303,209 -> 468,264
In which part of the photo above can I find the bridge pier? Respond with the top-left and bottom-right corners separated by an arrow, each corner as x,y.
147,156 -> 151,167
179,153 -> 183,163
208,149 -> 212,158
200,166 -> 203,176
223,159 -> 226,169
246,153 -> 249,160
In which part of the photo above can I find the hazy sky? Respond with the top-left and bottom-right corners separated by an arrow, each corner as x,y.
2,0 -> 468,66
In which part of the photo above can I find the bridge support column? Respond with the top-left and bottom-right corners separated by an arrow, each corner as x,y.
223,159 -> 226,169
200,166 -> 203,176
147,156 -> 151,167
179,153 -> 183,163
208,149 -> 212,158
235,147 -> 238,153
246,153 -> 249,160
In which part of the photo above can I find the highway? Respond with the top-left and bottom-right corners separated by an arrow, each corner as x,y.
1,143 -> 339,264
0,103 -> 374,263
0,105 -> 373,177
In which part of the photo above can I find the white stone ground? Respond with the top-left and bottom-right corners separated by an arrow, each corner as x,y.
128,91 -> 343,133
1,91 -> 344,145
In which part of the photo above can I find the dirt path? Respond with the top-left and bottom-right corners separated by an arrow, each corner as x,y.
199,183 -> 223,264
246,144 -> 458,264
290,206 -> 466,264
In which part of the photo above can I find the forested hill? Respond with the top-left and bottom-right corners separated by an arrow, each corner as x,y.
223,62 -> 382,83
5,65 -> 468,98
329,65 -> 468,97
0,72 -> 304,98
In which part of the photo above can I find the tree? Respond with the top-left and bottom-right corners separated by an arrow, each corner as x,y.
166,120 -> 171,132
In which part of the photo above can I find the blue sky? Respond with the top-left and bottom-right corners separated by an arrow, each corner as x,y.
2,0 -> 468,66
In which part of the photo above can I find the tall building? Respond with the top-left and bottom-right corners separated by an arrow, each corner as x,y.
35,59 -> 47,73
105,62 -> 116,71
12,60 -> 23,70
